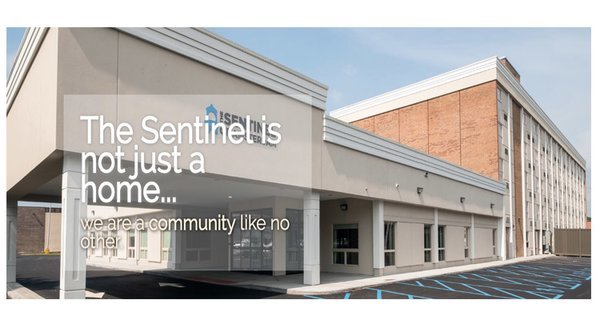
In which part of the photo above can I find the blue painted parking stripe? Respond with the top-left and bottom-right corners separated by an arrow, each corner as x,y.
376,290 -> 382,299
462,283 -> 491,296
483,268 -> 522,276
365,287 -> 430,299
416,281 -> 424,287
433,280 -> 455,291
570,283 -> 581,290
471,273 -> 493,281
344,293 -> 351,299
525,291 -> 554,299
396,282 -> 509,299
432,279 -> 561,299
496,276 -> 522,285
304,295 -> 324,299
536,288 -> 564,293
586,276 -> 592,280
492,287 -> 525,299
520,278 -> 570,289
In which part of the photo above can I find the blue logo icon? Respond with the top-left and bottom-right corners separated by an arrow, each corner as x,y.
205,104 -> 218,131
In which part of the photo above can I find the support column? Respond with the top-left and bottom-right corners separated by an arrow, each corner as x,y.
272,199 -> 286,276
469,214 -> 476,260
59,153 -> 87,299
498,218 -> 506,260
7,199 -> 18,284
538,228 -> 543,255
432,208 -> 439,264
372,200 -> 384,276
303,191 -> 319,285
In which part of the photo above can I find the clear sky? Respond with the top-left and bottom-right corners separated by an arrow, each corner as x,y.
6,27 -> 591,214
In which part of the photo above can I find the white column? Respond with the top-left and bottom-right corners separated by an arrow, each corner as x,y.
372,200 -> 384,276
469,214 -> 476,260
520,108 -> 527,257
59,153 -> 87,299
303,191 -> 320,285
7,199 -> 18,284
498,217 -> 506,260
272,200 -> 286,276
432,208 -> 439,264
506,93 -> 515,260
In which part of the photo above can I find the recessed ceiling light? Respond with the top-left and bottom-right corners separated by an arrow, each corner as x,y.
227,195 -> 233,199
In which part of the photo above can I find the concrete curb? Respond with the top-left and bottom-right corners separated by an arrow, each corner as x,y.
286,254 -> 553,295
7,282 -> 44,299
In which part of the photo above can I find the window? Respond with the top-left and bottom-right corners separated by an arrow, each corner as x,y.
333,224 -> 359,265
111,232 -> 118,257
424,225 -> 432,262
492,229 -> 497,255
128,230 -> 136,259
503,113 -> 508,121
102,230 -> 109,256
464,227 -> 470,258
384,222 -> 395,266
139,229 -> 148,260
162,231 -> 171,262
438,226 -> 446,261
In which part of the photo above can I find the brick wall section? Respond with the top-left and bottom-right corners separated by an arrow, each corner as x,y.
428,92 -> 461,165
353,117 -> 374,133
351,81 -> 499,180
398,102 -> 429,153
373,110 -> 399,141
17,206 -> 46,254
512,99 -> 525,257
460,82 -> 499,179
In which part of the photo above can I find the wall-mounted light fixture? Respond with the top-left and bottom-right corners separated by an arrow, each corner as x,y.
340,203 -> 348,211
424,172 -> 429,178
460,197 -> 466,203
417,187 -> 424,194
490,203 -> 495,209
395,183 -> 399,188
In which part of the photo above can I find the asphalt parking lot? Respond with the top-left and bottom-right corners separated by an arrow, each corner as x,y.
15,255 -> 590,299
305,256 -> 591,299
16,255 -> 287,299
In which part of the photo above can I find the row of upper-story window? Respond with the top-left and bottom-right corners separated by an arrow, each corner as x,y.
496,85 -> 585,185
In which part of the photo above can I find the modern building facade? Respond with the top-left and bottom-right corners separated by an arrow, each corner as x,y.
6,28 -> 538,300
330,57 -> 587,259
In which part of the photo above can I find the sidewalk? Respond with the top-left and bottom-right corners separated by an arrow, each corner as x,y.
148,254 -> 553,295
7,282 -> 44,299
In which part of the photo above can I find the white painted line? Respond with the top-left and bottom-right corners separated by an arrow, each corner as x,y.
85,290 -> 105,299
159,282 -> 185,288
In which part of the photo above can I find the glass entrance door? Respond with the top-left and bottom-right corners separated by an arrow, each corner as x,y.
230,209 -> 273,271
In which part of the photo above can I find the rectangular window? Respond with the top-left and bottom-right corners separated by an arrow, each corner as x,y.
102,230 -> 109,256
111,231 -> 118,257
333,224 -> 359,265
492,229 -> 497,255
162,231 -> 171,262
438,226 -> 446,261
128,230 -> 136,259
384,221 -> 395,266
424,225 -> 432,263
139,229 -> 148,260
464,227 -> 470,258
